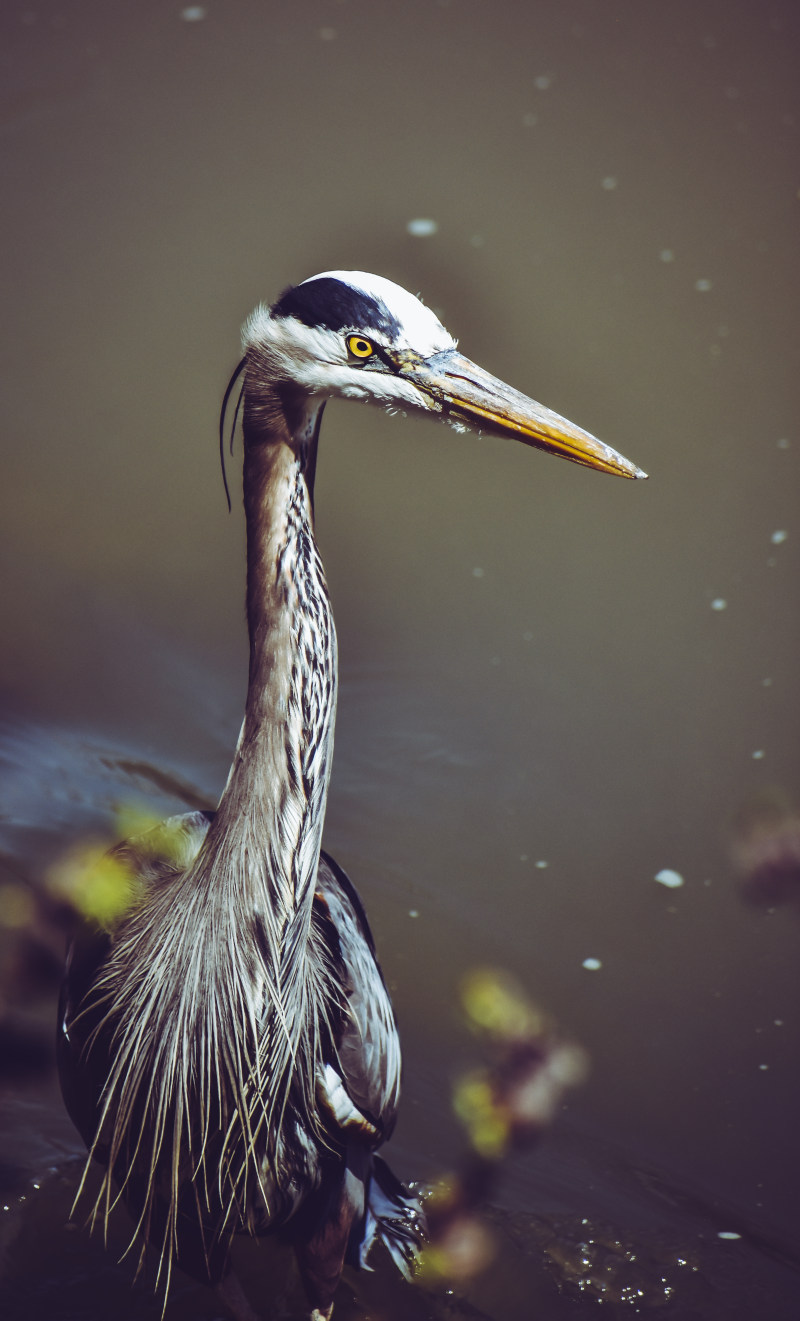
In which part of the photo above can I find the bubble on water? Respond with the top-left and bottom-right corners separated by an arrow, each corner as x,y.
534,74 -> 552,90
717,1230 -> 742,1240
601,176 -> 618,190
752,749 -> 765,760
695,278 -> 713,292
770,529 -> 787,544
654,869 -> 684,888
711,597 -> 727,611
181,6 -> 206,19
472,566 -> 485,578
582,957 -> 602,971
407,218 -> 438,237
659,249 -> 675,262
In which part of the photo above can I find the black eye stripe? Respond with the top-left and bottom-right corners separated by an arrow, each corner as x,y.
349,344 -> 399,375
341,334 -> 402,375
373,345 -> 400,373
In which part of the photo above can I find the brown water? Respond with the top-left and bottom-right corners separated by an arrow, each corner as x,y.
1,2 -> 799,1317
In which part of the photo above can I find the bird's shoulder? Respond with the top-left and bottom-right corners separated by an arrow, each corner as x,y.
109,808 -> 216,889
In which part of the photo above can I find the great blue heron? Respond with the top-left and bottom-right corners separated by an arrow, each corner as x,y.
58,271 -> 646,1320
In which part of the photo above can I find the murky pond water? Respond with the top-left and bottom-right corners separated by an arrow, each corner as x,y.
1,2 -> 799,1317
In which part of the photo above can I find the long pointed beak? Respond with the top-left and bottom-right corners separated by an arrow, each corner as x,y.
405,349 -> 647,479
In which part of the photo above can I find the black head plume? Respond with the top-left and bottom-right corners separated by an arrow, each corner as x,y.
219,356 -> 247,511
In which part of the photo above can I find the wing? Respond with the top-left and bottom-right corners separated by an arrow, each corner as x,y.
302,852 -> 422,1292
313,850 -> 402,1144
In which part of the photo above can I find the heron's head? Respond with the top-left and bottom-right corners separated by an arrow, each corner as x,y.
242,270 -> 646,480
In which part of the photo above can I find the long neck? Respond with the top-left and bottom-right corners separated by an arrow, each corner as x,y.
214,403 -> 336,926
95,406 -> 339,1237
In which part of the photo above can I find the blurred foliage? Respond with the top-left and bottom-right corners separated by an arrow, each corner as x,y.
46,842 -> 134,927
421,967 -> 588,1288
0,803 -> 167,1081
44,804 -> 187,927
730,787 -> 800,908
461,967 -> 548,1043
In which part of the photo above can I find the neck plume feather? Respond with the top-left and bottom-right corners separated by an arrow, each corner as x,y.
83,391 -> 339,1286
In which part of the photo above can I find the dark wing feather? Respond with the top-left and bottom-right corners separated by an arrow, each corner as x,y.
309,853 -> 425,1283
315,850 -> 402,1138
57,923 -> 113,1159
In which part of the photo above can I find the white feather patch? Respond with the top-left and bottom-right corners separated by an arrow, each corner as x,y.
320,1063 -> 378,1136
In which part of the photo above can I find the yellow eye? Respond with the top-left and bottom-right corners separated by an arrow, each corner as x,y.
347,335 -> 375,359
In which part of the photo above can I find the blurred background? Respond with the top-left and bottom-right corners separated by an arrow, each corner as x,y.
1,1 -> 798,1317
